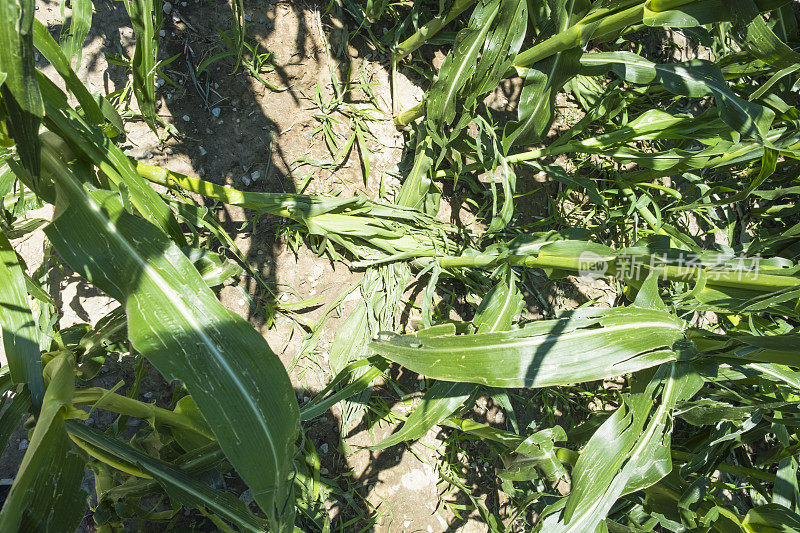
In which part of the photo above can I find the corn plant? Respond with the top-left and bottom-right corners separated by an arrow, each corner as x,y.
1,0 -> 800,531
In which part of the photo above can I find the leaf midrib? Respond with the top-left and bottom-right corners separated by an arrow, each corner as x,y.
60,169 -> 282,495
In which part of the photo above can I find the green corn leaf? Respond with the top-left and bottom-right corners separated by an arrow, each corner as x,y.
329,300 -> 370,374
544,362 -> 702,532
365,0 -> 390,20
644,0 -> 735,27
0,387 -> 31,456
31,18 -> 105,126
58,0 -> 92,69
96,442 -> 227,504
426,0 -> 501,126
0,352 -> 86,533
474,267 -> 524,333
395,130 -> 438,214
502,0 -> 585,151
394,0 -> 480,59
300,356 -> 389,422
0,0 -> 43,181
369,380 -> 474,449
672,146 -> 778,210
40,148 -> 299,530
773,455 -> 800,514
38,78 -> 187,246
643,0 -> 792,28
487,155 -> 517,232
0,230 -> 44,407
229,0 -> 245,71
743,504 -> 800,533
468,0 -> 528,98
371,306 -> 683,388
522,160 -> 604,205
580,52 -> 775,140
123,0 -> 160,131
66,421 -> 267,532
731,0 -> 800,70
371,267 -> 521,449
498,426 -> 568,482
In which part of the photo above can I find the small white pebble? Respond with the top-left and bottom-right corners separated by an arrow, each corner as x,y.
211,107 -> 221,117
319,443 -> 329,454
159,29 -> 166,37
165,147 -> 174,155
244,14 -> 252,22
144,391 -> 153,399
237,298 -> 246,307
319,467 -> 329,475
18,440 -> 28,451
166,93 -> 172,100
280,293 -> 289,302
241,176 -> 251,186
182,114 -> 190,122
198,146 -> 207,156
257,249 -> 264,255
251,170 -> 260,181
181,1 -> 187,5
163,1 -> 172,14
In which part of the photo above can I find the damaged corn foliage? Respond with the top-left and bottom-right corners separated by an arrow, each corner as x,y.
1,0 -> 800,531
